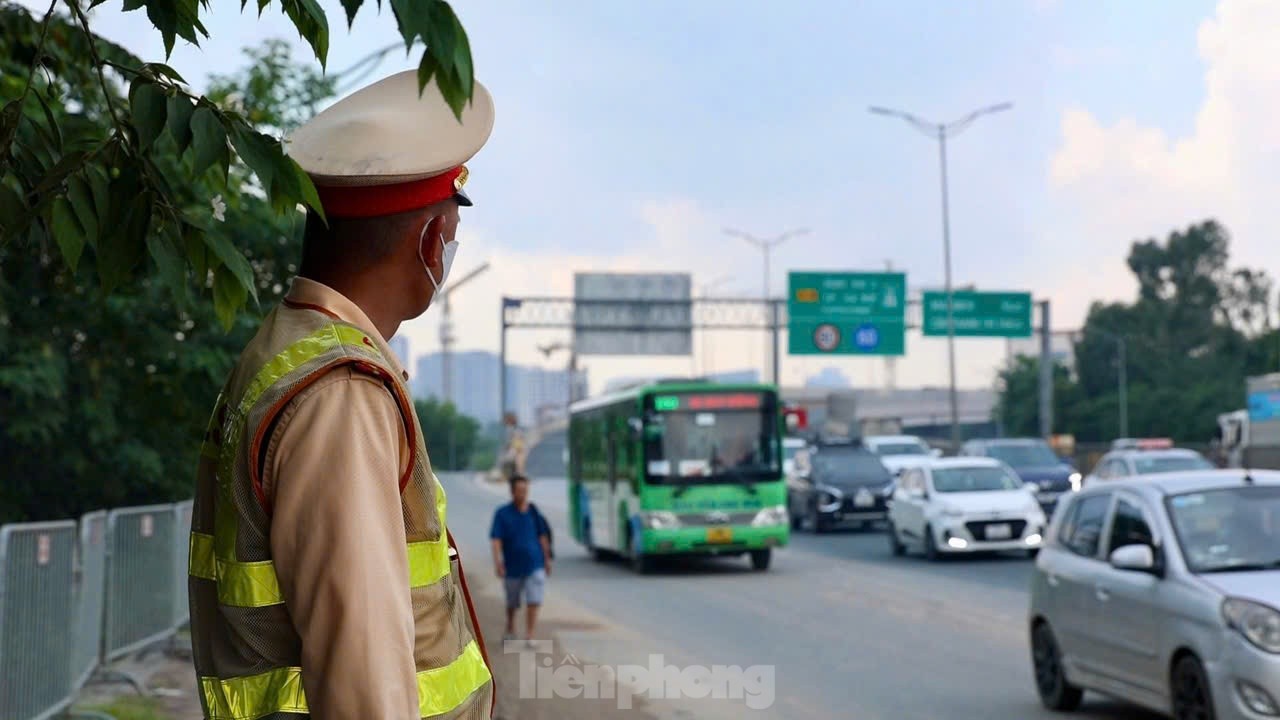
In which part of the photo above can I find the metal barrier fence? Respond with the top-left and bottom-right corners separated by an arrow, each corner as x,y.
0,521 -> 78,720
103,505 -> 177,663
171,501 -> 193,631
0,501 -> 194,719
72,511 -> 108,691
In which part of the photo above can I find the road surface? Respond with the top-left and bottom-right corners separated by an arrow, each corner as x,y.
443,473 -> 1165,720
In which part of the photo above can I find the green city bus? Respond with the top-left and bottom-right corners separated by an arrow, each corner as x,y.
567,380 -> 789,573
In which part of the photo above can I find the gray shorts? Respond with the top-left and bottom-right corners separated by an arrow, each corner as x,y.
503,569 -> 546,609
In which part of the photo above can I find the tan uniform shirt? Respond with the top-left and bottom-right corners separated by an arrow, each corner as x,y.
261,278 -> 419,720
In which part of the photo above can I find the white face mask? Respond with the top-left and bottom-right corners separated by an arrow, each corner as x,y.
418,218 -> 458,296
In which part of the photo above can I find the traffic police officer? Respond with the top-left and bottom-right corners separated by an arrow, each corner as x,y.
188,70 -> 496,719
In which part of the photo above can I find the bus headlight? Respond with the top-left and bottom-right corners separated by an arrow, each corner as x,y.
751,505 -> 788,527
642,511 -> 681,530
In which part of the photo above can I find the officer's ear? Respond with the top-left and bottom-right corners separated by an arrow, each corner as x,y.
417,213 -> 446,267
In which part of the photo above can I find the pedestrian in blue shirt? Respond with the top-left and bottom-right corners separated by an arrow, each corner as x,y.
489,475 -> 552,644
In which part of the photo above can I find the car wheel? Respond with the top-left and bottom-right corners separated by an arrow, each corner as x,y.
749,549 -> 771,571
808,505 -> 828,534
1032,623 -> 1084,711
923,525 -> 941,562
887,521 -> 905,557
1172,655 -> 1215,720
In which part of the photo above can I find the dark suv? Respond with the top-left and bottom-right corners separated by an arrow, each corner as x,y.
787,439 -> 895,532
960,438 -> 1081,514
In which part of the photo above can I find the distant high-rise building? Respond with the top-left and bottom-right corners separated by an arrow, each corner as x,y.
388,336 -> 410,368
806,367 -> 851,389
412,350 -> 585,427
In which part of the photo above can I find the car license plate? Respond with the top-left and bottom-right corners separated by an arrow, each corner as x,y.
706,527 -> 733,544
854,490 -> 875,508
985,523 -> 1012,540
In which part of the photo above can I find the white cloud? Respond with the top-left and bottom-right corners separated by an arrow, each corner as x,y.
1045,0 -> 1280,325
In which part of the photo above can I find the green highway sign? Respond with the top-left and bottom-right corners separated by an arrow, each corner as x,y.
788,271 -> 906,356
922,290 -> 1033,338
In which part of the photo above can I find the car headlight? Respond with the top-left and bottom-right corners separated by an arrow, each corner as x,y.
1223,598 -> 1280,654
751,505 -> 788,527
1068,472 -> 1082,492
937,504 -> 965,518
642,511 -> 681,530
817,486 -> 843,511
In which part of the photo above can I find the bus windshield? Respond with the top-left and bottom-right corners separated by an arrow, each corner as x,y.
643,392 -> 779,483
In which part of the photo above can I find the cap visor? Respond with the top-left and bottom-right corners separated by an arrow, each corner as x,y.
454,187 -> 473,207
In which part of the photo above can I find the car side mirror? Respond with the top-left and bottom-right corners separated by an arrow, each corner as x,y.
1109,544 -> 1156,573
931,448 -> 943,458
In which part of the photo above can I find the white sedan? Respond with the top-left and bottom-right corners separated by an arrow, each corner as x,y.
887,457 -> 1049,561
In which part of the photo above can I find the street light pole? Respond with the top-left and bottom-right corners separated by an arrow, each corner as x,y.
437,261 -> 490,469
869,101 -> 1013,450
723,227 -> 809,386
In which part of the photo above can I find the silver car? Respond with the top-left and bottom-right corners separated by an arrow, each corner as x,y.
1029,470 -> 1280,719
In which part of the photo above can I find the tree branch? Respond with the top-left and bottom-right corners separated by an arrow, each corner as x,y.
66,0 -> 131,154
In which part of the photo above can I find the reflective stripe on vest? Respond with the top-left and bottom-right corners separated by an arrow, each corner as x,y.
189,532 -> 450,607
199,639 -> 489,720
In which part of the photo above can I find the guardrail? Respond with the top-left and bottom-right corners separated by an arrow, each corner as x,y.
0,501 -> 193,720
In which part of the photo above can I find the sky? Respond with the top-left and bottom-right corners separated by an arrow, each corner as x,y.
62,0 -> 1280,394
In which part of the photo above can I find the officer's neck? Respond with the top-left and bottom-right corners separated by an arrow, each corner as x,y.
513,499 -> 530,512
310,272 -> 403,341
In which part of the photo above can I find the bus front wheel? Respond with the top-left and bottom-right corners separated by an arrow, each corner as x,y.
749,549 -> 772,571
632,551 -> 654,574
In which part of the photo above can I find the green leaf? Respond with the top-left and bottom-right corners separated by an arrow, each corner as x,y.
98,191 -> 151,293
32,150 -> 87,196
165,93 -> 195,152
282,0 -> 330,69
147,223 -> 189,310
123,0 -> 146,10
0,181 -> 26,235
449,8 -> 474,101
51,197 -> 85,272
202,228 -> 259,305
66,174 -> 98,244
389,0 -> 425,47
182,222 -> 208,283
144,62 -> 188,84
145,0 -> 179,57
229,125 -> 278,192
340,0 -> 362,28
416,51 -> 438,96
32,91 -> 63,151
129,80 -> 167,150
424,1 -> 458,75
189,106 -> 225,176
212,263 -> 248,331
291,158 -> 325,222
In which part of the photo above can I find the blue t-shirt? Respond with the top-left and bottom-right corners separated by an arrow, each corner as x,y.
489,503 -> 548,578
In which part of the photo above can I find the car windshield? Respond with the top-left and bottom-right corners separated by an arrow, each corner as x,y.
813,449 -> 891,484
873,442 -> 929,456
1167,486 -> 1280,573
1133,455 -> 1213,475
984,442 -> 1060,468
931,466 -> 1024,493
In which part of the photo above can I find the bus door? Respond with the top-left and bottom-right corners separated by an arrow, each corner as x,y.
606,426 -> 619,550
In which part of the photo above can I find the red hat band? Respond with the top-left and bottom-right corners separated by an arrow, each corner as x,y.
315,166 -> 465,219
